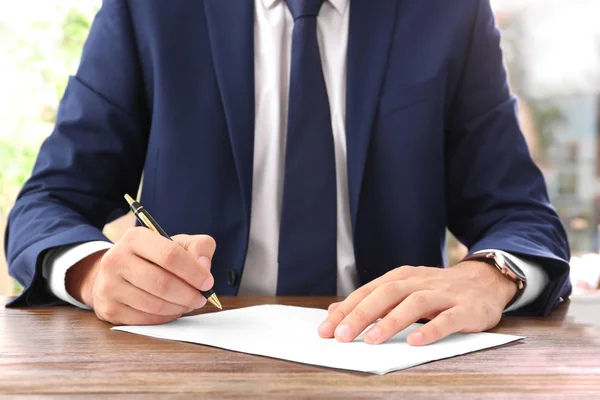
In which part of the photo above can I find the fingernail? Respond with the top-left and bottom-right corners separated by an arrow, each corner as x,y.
366,326 -> 381,342
318,321 -> 334,337
335,324 -> 351,341
196,296 -> 207,309
200,275 -> 214,291
409,331 -> 424,345
198,256 -> 211,270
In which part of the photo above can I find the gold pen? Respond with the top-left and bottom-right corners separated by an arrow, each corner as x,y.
124,194 -> 222,310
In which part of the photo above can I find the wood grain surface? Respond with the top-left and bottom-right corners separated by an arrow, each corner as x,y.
1,295 -> 599,399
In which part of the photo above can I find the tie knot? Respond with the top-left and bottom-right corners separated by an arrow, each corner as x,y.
285,0 -> 325,20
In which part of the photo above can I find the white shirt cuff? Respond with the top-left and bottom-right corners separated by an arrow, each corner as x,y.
42,241 -> 114,310
475,249 -> 549,313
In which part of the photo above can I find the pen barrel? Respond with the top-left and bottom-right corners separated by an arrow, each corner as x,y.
139,209 -> 171,239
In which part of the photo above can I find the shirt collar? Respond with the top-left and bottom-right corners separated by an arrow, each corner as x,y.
261,0 -> 348,14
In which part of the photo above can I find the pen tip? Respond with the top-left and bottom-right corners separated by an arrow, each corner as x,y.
208,294 -> 222,310
124,194 -> 135,206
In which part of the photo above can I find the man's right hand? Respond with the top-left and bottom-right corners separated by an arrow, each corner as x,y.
65,228 -> 216,326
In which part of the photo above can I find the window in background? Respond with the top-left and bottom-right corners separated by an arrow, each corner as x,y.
0,1 -> 100,295
491,0 -> 600,259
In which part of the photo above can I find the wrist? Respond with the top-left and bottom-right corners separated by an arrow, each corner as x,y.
453,260 -> 518,309
489,263 -> 519,307
65,250 -> 106,308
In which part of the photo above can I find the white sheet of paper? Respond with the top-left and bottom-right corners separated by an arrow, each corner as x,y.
112,305 -> 523,375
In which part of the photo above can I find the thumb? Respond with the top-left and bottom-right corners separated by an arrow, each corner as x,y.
172,234 -> 217,270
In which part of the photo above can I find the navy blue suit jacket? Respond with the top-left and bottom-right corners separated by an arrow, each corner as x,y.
5,0 -> 571,314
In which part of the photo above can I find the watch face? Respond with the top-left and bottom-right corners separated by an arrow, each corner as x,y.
512,265 -> 526,281
497,253 -> 526,281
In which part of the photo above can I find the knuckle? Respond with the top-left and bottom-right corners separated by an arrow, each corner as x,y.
381,281 -> 399,296
178,233 -> 191,242
390,266 -> 408,279
442,309 -> 457,328
350,307 -> 369,322
173,234 -> 192,250
391,265 -> 420,280
186,293 -> 202,309
94,312 -> 104,322
445,285 -> 458,295
409,292 -> 429,307
384,314 -> 403,331
160,244 -> 179,266
102,303 -> 120,321
94,278 -> 111,297
428,320 -> 443,339
202,235 -> 217,255
187,235 -> 217,258
437,277 -> 454,292
95,309 -> 109,323
481,302 -> 492,318
153,273 -> 173,296
421,275 -> 438,287
122,227 -> 142,245
150,299 -> 167,315
355,285 -> 372,300
101,248 -> 119,270
413,265 -> 429,273
333,307 -> 349,321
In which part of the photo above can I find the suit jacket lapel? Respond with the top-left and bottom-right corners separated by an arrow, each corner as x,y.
204,0 -> 255,222
346,0 -> 399,234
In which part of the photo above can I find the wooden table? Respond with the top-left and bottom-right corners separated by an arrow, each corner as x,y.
1,296 -> 599,399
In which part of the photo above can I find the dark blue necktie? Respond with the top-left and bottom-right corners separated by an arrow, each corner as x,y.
277,0 -> 337,295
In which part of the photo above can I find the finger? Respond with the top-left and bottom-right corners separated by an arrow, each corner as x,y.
172,234 -> 217,270
328,301 -> 392,317
318,285 -> 375,338
112,278 -> 197,316
318,266 -> 424,339
364,290 -> 455,344
96,300 -> 181,326
122,228 -> 214,291
318,271 -> 408,338
332,281 -> 427,343
117,253 -> 205,309
407,306 -> 468,346
327,302 -> 341,314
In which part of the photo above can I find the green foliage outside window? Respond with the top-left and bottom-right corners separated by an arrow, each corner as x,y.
0,2 -> 99,295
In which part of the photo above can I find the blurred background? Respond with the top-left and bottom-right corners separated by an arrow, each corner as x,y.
1,0 -> 599,297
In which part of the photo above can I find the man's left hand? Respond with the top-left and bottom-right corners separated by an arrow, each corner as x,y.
318,261 -> 517,346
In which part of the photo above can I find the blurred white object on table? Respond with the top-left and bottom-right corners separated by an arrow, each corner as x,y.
569,253 -> 600,295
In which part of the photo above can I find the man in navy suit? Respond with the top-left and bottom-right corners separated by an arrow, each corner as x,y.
5,0 -> 570,346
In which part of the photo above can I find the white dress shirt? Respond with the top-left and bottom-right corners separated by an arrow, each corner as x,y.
43,0 -> 548,312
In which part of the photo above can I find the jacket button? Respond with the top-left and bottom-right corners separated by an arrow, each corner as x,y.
227,269 -> 238,286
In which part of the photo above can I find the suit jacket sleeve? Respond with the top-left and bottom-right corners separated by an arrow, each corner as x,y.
445,0 -> 571,316
4,0 -> 148,307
